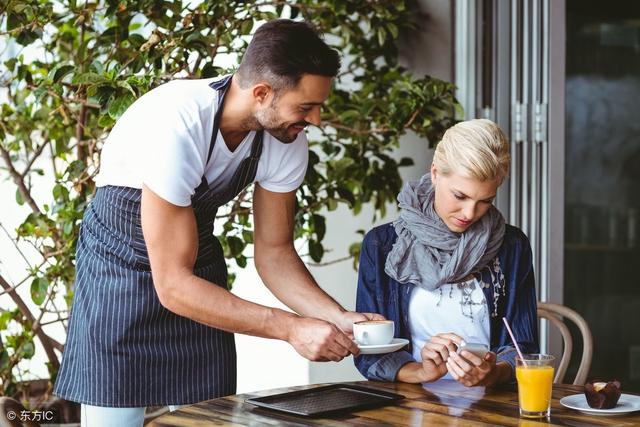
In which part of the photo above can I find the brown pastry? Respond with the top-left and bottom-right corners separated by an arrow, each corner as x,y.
584,380 -> 622,409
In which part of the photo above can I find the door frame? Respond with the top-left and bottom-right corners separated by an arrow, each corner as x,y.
454,0 -> 566,356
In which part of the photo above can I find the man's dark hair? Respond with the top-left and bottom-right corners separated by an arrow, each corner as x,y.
236,19 -> 341,92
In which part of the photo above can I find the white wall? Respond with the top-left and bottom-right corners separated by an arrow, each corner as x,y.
231,263 -> 310,393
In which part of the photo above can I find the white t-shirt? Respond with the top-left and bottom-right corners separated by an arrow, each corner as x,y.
95,77 -> 309,206
408,278 -> 490,377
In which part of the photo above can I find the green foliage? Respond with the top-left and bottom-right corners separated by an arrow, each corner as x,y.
0,0 -> 459,392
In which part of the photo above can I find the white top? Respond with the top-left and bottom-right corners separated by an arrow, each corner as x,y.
408,278 -> 490,371
96,77 -> 309,206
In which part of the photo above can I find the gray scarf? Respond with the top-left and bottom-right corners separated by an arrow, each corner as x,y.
384,174 -> 505,290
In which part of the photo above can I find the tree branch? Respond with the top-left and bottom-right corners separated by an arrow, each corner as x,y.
403,107 -> 422,128
306,255 -> 353,267
21,142 -> 48,176
322,121 -> 390,135
0,144 -> 41,214
0,274 -> 60,371
48,141 -> 58,177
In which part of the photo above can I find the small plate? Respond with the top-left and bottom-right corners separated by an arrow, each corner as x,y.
560,393 -> 640,416
355,338 -> 409,355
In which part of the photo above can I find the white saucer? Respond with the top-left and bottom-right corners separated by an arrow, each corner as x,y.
355,338 -> 409,355
559,393 -> 640,416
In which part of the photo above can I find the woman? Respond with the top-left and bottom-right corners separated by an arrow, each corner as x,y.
354,119 -> 538,386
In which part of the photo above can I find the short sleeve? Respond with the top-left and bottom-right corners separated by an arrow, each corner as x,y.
140,101 -> 208,206
256,132 -> 309,193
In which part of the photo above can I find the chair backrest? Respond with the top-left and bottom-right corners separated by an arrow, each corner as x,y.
537,302 -> 593,385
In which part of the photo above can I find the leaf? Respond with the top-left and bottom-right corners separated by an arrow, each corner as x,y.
107,93 -> 135,119
6,12 -> 22,31
387,23 -> 399,39
348,242 -> 361,257
242,230 -> 254,244
63,221 -> 73,235
312,214 -> 326,241
227,236 -> 244,257
116,80 -> 137,96
336,187 -> 356,206
226,272 -> 236,290
240,19 -> 253,35
53,184 -> 69,202
377,27 -> 386,46
338,110 -> 360,122
72,72 -> 108,85
0,311 -> 13,329
15,188 -> 24,206
235,255 -> 247,268
308,240 -> 324,263
50,65 -> 75,83
91,59 -> 104,74
398,157 -> 414,167
16,28 -> 41,47
201,63 -> 222,78
30,277 -> 49,305
65,160 -> 85,179
333,157 -> 355,174
0,349 -> 9,371
98,114 -> 115,128
54,139 -> 68,156
21,340 -> 35,359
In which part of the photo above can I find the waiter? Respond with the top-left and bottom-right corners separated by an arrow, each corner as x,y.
54,19 -> 380,426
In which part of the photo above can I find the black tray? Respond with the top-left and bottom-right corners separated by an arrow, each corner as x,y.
245,384 -> 404,417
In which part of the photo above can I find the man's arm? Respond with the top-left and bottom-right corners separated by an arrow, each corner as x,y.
141,184 -> 356,361
253,184 -> 381,334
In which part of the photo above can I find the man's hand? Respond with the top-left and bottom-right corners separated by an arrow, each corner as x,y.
287,317 -> 360,361
333,311 -> 386,337
446,350 -> 498,387
419,332 -> 463,382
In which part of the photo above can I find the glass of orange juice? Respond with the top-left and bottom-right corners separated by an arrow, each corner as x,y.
515,354 -> 555,418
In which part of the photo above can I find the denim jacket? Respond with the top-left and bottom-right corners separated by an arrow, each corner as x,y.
354,222 -> 539,383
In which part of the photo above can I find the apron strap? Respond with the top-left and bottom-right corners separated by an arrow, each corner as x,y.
195,76 -> 266,206
248,129 -> 264,160
206,75 -> 234,164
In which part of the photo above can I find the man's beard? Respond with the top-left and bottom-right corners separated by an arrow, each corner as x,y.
254,104 -> 307,144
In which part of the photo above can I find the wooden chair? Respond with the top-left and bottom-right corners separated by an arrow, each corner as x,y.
537,301 -> 593,385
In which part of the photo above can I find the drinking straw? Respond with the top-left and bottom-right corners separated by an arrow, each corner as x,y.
502,317 -> 528,367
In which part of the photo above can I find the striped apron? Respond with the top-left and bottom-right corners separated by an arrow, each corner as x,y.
54,76 -> 264,407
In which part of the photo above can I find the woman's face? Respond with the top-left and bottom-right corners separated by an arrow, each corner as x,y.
431,164 -> 500,233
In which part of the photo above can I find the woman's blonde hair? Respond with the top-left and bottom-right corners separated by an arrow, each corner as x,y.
432,118 -> 510,182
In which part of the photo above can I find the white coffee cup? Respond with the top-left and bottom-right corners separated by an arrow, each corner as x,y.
353,320 -> 394,346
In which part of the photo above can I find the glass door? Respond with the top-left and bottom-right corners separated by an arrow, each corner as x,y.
564,0 -> 640,391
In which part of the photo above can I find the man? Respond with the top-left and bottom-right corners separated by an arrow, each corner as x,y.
54,19 -> 380,426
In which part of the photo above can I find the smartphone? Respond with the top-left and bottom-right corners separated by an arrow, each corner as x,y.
456,341 -> 489,359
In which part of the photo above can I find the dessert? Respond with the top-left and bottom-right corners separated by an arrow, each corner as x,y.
584,379 -> 621,409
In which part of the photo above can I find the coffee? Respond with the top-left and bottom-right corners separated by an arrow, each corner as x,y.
354,320 -> 393,325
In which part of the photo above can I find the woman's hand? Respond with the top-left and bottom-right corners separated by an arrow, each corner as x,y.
420,332 -> 464,382
446,350 -> 501,386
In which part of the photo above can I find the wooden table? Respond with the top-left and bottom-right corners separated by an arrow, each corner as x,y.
148,380 -> 640,426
